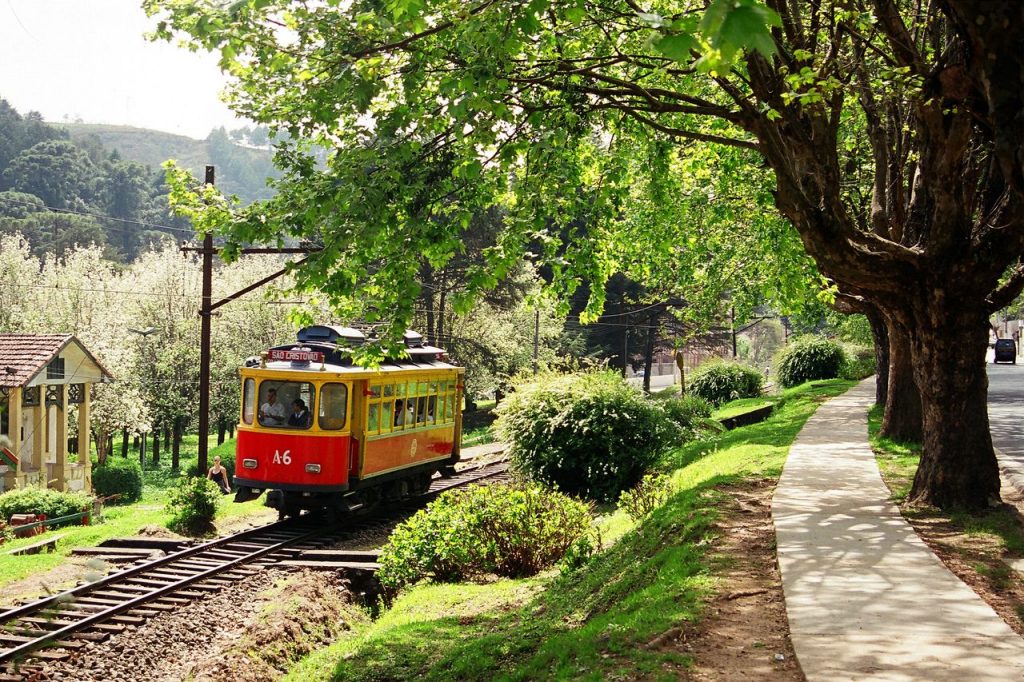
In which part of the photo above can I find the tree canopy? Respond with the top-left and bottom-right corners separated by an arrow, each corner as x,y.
148,0 -> 1024,508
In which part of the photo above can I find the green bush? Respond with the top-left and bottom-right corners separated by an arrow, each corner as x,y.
687,361 -> 764,406
841,343 -> 876,380
558,532 -> 598,576
377,483 -> 592,591
92,457 -> 144,503
495,371 -> 677,502
0,487 -> 93,523
165,477 -> 222,536
774,336 -> 848,388
618,473 -> 675,521
660,395 -> 713,439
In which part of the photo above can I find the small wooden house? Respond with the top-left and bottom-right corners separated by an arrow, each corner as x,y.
0,334 -> 113,494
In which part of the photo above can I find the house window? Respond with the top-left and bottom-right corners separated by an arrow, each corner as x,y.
47,358 -> 65,380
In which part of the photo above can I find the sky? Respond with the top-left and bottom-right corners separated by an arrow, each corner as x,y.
0,0 -> 245,139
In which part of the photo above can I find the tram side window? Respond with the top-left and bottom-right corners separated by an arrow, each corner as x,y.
445,380 -> 456,421
242,378 -> 255,425
381,384 -> 394,433
258,381 -> 314,429
367,384 -> 381,435
319,383 -> 349,430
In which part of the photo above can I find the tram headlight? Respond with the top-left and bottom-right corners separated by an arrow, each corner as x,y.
242,458 -> 258,469
305,463 -> 321,474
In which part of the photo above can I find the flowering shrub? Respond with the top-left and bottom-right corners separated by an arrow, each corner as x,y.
495,371 -> 677,502
377,483 -> 592,591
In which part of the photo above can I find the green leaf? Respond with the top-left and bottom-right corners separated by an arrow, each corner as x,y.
565,6 -> 586,24
654,34 -> 697,62
719,5 -> 779,58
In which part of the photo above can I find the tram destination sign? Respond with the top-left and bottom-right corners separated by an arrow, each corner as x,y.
269,349 -> 325,363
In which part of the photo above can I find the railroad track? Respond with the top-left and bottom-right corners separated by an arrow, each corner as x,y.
0,459 -> 508,678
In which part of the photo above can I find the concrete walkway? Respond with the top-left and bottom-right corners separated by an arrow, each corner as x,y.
773,379 -> 1024,680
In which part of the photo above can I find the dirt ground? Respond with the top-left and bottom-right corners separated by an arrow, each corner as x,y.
654,478 -> 805,681
35,568 -> 358,682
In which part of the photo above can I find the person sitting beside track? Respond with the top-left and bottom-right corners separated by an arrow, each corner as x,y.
259,388 -> 285,425
288,398 -> 311,428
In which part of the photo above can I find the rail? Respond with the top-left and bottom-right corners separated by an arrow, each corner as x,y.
0,458 -> 509,670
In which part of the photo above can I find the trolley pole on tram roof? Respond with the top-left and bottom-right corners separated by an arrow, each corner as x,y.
196,166 -> 216,476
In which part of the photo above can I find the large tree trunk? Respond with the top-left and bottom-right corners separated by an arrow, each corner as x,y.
907,307 -> 999,509
881,321 -> 922,442
152,429 -> 160,465
121,428 -> 130,459
866,310 -> 889,407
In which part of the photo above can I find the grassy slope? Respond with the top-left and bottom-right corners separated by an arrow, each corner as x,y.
59,122 -> 277,202
289,379 -> 855,681
61,123 -> 210,171
711,397 -> 774,421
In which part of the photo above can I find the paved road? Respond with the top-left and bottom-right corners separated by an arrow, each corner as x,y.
987,360 -> 1024,491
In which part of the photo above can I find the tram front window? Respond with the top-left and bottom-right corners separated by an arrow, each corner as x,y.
258,381 -> 314,429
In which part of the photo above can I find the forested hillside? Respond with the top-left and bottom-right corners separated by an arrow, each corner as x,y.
62,123 -> 278,204
0,98 -> 277,261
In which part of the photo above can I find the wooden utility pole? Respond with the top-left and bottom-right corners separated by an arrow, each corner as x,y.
196,166 -> 215,476
182,164 -> 321,475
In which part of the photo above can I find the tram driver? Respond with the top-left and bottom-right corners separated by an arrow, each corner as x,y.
260,388 -> 286,426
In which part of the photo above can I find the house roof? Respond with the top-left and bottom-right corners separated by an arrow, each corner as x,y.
0,334 -> 114,388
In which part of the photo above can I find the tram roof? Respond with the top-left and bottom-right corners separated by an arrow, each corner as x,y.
258,359 -> 460,375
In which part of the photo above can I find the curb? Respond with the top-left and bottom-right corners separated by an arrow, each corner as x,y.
996,446 -> 1024,501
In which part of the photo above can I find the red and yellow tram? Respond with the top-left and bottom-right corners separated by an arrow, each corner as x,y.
232,326 -> 464,517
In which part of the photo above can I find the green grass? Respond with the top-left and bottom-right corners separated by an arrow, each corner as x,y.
867,405 -> 921,503
286,379 -> 855,681
461,425 -> 497,448
711,398 -> 774,421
